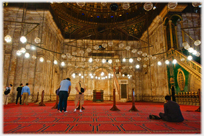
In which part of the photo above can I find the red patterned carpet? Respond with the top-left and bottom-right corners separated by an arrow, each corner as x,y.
3,101 -> 201,134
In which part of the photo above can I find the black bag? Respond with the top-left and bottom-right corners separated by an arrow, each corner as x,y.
81,88 -> 84,93
149,115 -> 161,120
4,88 -> 10,95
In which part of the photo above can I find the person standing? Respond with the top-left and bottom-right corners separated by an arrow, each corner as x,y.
74,80 -> 86,112
21,83 -> 30,105
159,95 -> 184,122
59,78 -> 71,113
16,83 -> 23,105
4,84 -> 12,105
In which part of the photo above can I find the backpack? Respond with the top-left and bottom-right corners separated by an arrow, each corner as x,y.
4,87 -> 10,95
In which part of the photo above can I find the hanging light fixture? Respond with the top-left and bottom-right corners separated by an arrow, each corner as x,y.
108,59 -> 112,64
158,61 -> 162,66
187,55 -> 193,60
165,60 -> 170,65
102,59 -> 106,63
192,50 -> 197,55
180,58 -> 185,61
108,41 -> 113,46
20,36 -> 27,43
16,50 -> 22,56
102,43 -> 107,48
194,40 -> 201,46
88,58 -> 93,63
31,45 -> 36,50
61,54 -> 66,59
131,49 -> 137,53
172,59 -> 177,64
25,44 -> 31,49
143,64 -> 147,68
87,48 -> 92,52
125,46 -> 131,50
32,55 -> 37,59
152,56 -> 157,60
20,47 -> 26,53
39,57 -> 44,62
61,62 -> 65,66
192,2 -> 201,7
188,47 -> 194,53
79,73 -> 82,76
34,37 -> 41,43
24,53 -> 30,58
54,60 -> 58,65
101,2 -> 107,6
137,57 -> 141,61
136,64 -> 140,69
144,2 -> 153,11
77,2 -> 85,7
129,58 -> 133,63
195,52 -> 200,57
4,35 -> 12,43
137,51 -> 143,55
168,2 -> 177,9
101,72 -> 104,76
122,58 -> 126,62
122,3 -> 130,10
122,74 -> 125,77
119,42 -> 124,48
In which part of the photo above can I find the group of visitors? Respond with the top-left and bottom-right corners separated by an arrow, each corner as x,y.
4,80 -> 185,123
57,78 -> 86,113
4,83 -> 31,105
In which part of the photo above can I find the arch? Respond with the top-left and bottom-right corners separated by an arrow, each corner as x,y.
170,14 -> 183,21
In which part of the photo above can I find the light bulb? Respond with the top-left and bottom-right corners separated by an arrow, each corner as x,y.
122,58 -> 126,62
16,50 -> 22,56
77,2 -> 85,7
102,43 -> 107,48
188,47 -> 194,53
20,36 -> 27,43
136,64 -> 140,69
108,59 -> 112,64
39,57 -> 44,62
168,2 -> 177,9
89,58 -> 93,63
54,60 -> 58,65
165,60 -> 170,65
129,58 -> 133,63
101,72 -> 104,76
119,42 -> 124,48
24,53 -> 30,58
87,48 -> 92,52
158,61 -> 162,66
102,59 -> 106,63
61,54 -> 66,58
132,49 -> 137,53
61,62 -> 65,66
187,55 -> 193,60
192,50 -> 197,55
180,58 -> 185,61
79,73 -> 81,76
122,74 -> 125,77
172,59 -> 177,64
137,57 -> 141,61
31,45 -> 36,50
144,2 -> 153,11
4,35 -> 12,43
81,76 -> 84,78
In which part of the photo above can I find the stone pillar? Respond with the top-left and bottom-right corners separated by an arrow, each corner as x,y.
169,20 -> 174,49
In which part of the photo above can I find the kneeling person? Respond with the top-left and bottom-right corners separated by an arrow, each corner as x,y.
159,95 -> 184,122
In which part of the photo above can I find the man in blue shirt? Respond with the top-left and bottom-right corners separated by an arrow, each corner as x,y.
59,78 -> 71,113
21,83 -> 31,105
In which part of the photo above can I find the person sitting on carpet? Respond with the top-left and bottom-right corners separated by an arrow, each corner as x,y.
159,95 -> 184,122
74,79 -> 86,112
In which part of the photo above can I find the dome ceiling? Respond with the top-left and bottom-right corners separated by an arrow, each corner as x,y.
50,2 -> 167,40
6,2 -> 167,40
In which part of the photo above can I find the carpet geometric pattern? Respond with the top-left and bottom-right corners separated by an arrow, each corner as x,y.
3,101 -> 201,134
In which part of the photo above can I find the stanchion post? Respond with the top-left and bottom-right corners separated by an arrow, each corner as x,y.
110,89 -> 120,111
129,88 -> 138,112
39,90 -> 45,106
